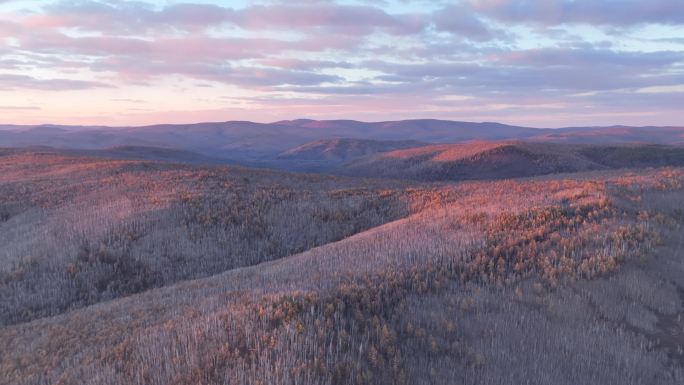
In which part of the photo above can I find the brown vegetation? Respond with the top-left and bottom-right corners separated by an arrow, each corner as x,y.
0,151 -> 412,325
339,141 -> 684,181
1,150 -> 684,385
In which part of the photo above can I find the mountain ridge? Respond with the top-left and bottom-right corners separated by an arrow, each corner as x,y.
1,119 -> 683,166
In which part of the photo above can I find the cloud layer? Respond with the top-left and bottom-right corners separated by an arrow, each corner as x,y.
0,0 -> 682,126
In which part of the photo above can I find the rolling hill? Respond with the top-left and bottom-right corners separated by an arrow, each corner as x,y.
339,142 -> 684,181
278,138 -> 426,162
0,149 -> 414,326
2,120 -> 683,167
3,124 -> 684,385
2,152 -> 683,385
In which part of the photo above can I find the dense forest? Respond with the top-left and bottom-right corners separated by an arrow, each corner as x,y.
1,148 -> 683,384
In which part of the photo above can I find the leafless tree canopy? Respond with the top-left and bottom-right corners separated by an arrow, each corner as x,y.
1,149 -> 683,385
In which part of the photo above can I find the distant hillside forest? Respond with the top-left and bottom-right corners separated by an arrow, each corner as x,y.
2,119 -> 683,171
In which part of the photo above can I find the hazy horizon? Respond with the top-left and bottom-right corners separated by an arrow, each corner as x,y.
1,116 -> 682,130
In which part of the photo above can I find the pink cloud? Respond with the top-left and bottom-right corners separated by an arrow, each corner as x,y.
0,73 -> 111,90
37,1 -> 425,37
234,4 -> 426,36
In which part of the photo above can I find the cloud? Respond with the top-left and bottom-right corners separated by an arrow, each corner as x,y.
13,1 -> 679,94
469,0 -> 684,27
0,74 -> 111,90
88,57 -> 343,87
0,105 -> 40,110
40,1 -> 427,37
0,0 -> 682,126
233,3 -> 427,36
433,5 -> 504,41
255,58 -> 354,71
21,33 -> 278,60
111,98 -> 145,103
11,30 -> 352,87
493,48 -> 684,68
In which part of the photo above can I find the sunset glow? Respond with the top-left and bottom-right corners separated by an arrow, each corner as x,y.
1,0 -> 683,127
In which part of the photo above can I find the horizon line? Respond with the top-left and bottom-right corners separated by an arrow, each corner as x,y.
1,118 -> 680,130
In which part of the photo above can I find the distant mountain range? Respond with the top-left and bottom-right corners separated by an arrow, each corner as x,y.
1,119 -> 683,170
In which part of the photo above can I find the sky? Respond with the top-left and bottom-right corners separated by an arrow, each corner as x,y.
0,0 -> 683,127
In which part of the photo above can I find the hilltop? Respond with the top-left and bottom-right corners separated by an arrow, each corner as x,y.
339,142 -> 684,181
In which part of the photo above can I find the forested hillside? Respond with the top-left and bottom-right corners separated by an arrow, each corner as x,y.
340,142 -> 684,181
0,150 -> 413,325
2,149 -> 683,385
